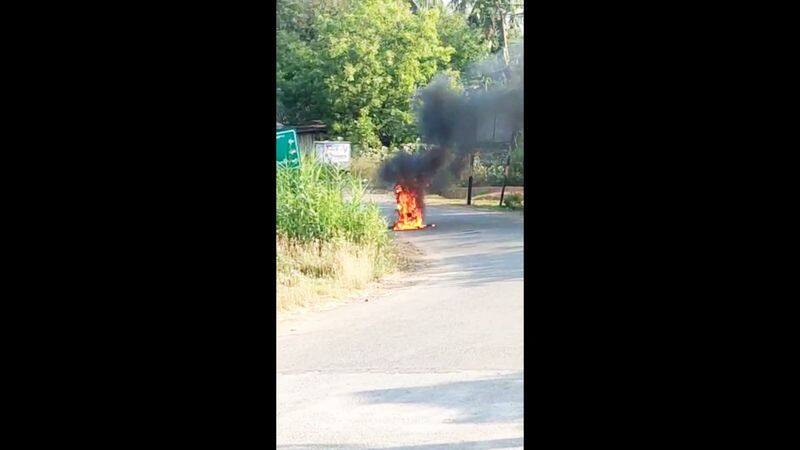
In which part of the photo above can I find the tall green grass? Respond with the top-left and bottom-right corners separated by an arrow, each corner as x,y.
276,156 -> 389,246
276,157 -> 399,312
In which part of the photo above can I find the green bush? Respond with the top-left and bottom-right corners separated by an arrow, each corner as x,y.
276,156 -> 390,246
457,147 -> 524,188
503,193 -> 524,210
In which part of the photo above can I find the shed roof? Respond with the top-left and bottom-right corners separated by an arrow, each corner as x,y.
290,120 -> 327,134
278,120 -> 326,133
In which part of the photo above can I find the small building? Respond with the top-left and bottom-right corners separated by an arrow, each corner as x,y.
276,120 -> 328,156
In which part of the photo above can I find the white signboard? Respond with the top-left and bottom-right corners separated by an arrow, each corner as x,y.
314,141 -> 351,169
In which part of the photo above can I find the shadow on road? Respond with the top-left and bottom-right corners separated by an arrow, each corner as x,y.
353,372 -> 523,424
387,206 -> 524,288
424,250 -> 523,288
278,437 -> 523,449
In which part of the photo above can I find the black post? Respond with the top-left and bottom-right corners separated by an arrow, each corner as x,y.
466,152 -> 475,205
499,150 -> 511,206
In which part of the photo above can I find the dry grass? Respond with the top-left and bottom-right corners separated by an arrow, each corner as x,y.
436,186 -> 524,199
276,237 -> 407,313
349,156 -> 383,186
425,193 -> 523,210
425,195 -> 500,207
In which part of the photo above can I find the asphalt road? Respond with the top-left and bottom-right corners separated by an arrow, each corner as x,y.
277,195 -> 524,449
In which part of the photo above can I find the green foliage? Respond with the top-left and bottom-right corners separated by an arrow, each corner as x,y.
276,0 -> 493,147
503,192 -> 523,209
459,145 -> 524,187
323,0 -> 452,145
276,29 -> 327,124
277,0 -> 353,41
434,7 -> 490,73
351,111 -> 382,150
450,0 -> 524,53
352,144 -> 392,161
467,158 -> 497,186
276,156 -> 390,246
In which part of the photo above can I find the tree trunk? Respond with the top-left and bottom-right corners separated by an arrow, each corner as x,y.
499,10 -> 510,66
498,7 -> 511,81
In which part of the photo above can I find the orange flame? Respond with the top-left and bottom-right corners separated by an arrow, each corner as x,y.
392,184 -> 426,231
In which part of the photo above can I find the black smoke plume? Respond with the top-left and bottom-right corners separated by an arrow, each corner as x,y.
378,145 -> 446,190
379,43 -> 524,196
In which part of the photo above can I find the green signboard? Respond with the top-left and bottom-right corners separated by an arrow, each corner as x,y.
276,129 -> 301,168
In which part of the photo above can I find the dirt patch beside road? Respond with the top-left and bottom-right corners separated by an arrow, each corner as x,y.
439,186 -> 524,199
277,237 -> 427,319
424,194 -> 524,215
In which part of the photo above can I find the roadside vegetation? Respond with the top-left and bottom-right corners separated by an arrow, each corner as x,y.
276,157 -> 401,312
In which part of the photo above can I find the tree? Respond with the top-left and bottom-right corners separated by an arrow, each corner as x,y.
277,0 -> 494,148
278,0 -> 456,148
434,5 -> 490,73
448,0 -> 523,58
